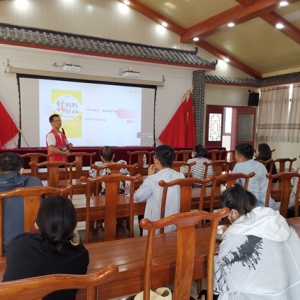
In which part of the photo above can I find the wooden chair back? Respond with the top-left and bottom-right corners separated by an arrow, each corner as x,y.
159,177 -> 214,233
256,158 -> 274,174
175,150 -> 192,161
66,152 -> 96,179
91,163 -> 138,177
127,151 -> 155,175
0,264 -> 118,300
20,153 -> 53,178
80,174 -> 141,243
274,157 -> 297,172
224,150 -> 235,162
203,160 -> 234,179
0,185 -> 72,258
213,172 -> 255,190
266,172 -> 300,218
172,161 -> 196,177
140,208 -> 229,300
207,149 -> 224,161
30,161 -> 76,186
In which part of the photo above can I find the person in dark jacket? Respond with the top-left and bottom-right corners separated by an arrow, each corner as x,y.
0,152 -> 42,251
3,195 -> 89,300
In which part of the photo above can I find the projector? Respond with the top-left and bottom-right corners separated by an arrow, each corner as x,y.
61,64 -> 81,73
121,71 -> 140,78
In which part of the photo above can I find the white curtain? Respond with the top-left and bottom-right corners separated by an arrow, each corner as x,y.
288,84 -> 300,142
257,86 -> 290,141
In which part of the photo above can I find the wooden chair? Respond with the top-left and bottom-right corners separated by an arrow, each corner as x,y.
79,174 -> 141,243
273,157 -> 297,172
66,152 -> 96,178
203,160 -> 234,180
213,172 -> 255,190
30,161 -> 76,198
159,177 -> 214,233
224,149 -> 235,161
127,150 -> 155,175
207,149 -> 224,161
65,152 -> 96,194
20,153 -> 53,180
139,208 -> 230,300
0,185 -> 72,258
256,158 -> 274,174
175,150 -> 192,161
172,161 -> 196,177
91,163 -> 138,177
0,264 -> 118,300
266,172 -> 300,218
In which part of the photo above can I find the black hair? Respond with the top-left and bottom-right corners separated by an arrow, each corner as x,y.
155,145 -> 175,168
193,144 -> 208,158
235,143 -> 254,160
256,143 -> 272,160
219,184 -> 257,216
49,114 -> 60,123
100,146 -> 114,162
0,152 -> 24,174
36,196 -> 77,252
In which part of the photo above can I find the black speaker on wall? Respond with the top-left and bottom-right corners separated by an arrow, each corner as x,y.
248,92 -> 259,106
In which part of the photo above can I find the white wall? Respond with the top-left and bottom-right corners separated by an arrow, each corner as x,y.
0,0 -> 259,149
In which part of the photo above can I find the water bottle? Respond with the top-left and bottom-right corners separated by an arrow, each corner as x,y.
125,180 -> 131,196
143,154 -> 147,167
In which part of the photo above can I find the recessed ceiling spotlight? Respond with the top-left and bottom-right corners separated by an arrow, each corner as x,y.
279,1 -> 289,6
193,37 -> 199,42
162,21 -> 168,27
224,58 -> 230,63
124,0 -> 130,5
276,23 -> 284,29
228,22 -> 235,27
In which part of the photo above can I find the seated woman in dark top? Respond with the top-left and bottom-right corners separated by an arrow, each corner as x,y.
255,143 -> 277,177
3,196 -> 89,300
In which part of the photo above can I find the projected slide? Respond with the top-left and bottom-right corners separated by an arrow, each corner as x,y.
25,78 -> 156,147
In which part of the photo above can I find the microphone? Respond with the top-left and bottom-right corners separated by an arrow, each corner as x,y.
61,128 -> 69,151
61,128 -> 65,135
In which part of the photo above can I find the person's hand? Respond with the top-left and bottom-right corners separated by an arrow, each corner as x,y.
148,164 -> 156,175
68,143 -> 73,148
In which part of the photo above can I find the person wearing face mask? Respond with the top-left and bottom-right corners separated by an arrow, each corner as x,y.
209,184 -> 300,300
180,144 -> 213,180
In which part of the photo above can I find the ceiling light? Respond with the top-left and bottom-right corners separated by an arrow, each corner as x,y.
228,22 -> 235,27
224,58 -> 230,63
279,1 -> 289,6
193,37 -> 199,42
162,21 -> 168,27
276,23 -> 284,29
124,0 -> 130,5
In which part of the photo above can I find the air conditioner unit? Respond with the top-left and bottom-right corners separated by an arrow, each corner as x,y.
61,64 -> 81,73
121,71 -> 140,78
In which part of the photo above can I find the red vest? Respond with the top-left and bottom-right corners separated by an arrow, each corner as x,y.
46,129 -> 68,162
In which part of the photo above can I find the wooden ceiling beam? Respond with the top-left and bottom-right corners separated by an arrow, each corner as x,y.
181,0 -> 300,42
118,0 -> 186,36
196,40 -> 262,78
261,11 -> 300,44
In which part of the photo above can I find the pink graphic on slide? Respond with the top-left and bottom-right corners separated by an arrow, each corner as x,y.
117,109 -> 138,120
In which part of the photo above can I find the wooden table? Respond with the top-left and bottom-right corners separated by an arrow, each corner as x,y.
0,217 -> 299,300
72,187 -> 222,222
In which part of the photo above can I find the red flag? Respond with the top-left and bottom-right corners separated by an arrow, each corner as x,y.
158,100 -> 186,147
185,93 -> 196,147
0,101 -> 19,147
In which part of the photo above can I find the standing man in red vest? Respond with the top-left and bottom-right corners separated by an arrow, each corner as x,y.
46,114 -> 73,162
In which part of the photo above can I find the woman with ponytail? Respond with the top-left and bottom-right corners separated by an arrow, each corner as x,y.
3,196 -> 89,300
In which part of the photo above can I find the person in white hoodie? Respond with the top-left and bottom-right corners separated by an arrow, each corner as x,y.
212,184 -> 300,300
